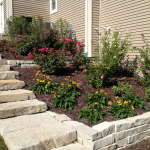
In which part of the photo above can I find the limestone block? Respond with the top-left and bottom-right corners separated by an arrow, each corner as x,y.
138,129 -> 150,140
113,130 -> 127,141
137,124 -> 149,133
0,79 -> 25,91
0,89 -> 36,103
46,111 -> 59,117
128,133 -> 140,144
0,59 -> 7,65
54,114 -> 72,122
97,143 -> 117,150
142,112 -> 150,117
126,115 -> 150,126
7,60 -> 16,65
0,65 -> 10,71
0,99 -> 47,119
126,127 -> 138,137
21,64 -> 38,68
52,143 -> 90,150
0,71 -> 20,80
92,121 -> 115,138
82,134 -> 114,150
77,136 -> 83,145
111,119 -> 134,133
63,120 -> 84,127
116,138 -> 128,148
16,60 -> 35,64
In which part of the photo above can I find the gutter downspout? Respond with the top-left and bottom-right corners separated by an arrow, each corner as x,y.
85,0 -> 88,56
99,0 -> 101,56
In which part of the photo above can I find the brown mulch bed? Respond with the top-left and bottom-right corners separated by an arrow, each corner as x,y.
1,50 -> 150,150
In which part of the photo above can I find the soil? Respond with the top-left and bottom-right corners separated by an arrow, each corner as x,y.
1,50 -> 150,150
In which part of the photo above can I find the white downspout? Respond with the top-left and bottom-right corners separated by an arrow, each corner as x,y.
50,0 -> 51,23
99,0 -> 101,56
85,0 -> 88,56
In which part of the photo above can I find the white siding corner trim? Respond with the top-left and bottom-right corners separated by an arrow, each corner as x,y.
85,0 -> 87,54
50,0 -> 57,15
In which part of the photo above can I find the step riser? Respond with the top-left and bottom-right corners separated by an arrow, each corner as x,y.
0,59 -> 7,65
0,65 -> 10,71
0,80 -> 25,91
0,99 -> 47,119
0,71 -> 20,80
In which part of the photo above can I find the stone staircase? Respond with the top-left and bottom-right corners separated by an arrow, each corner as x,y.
0,54 -> 89,150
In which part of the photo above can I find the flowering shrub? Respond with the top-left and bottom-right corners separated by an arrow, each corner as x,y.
145,88 -> 150,101
84,28 -> 133,87
53,77 -> 80,110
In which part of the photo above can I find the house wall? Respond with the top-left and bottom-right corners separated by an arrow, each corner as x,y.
100,0 -> 150,60
50,0 -> 85,44
13,0 -> 50,22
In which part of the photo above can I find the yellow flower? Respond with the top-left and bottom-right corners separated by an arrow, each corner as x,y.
45,84 -> 47,88
61,84 -> 64,86
46,76 -> 49,79
117,100 -> 122,103
51,90 -> 55,93
65,78 -> 67,80
131,106 -> 135,110
68,76 -> 70,77
58,95 -> 61,97
124,101 -> 128,105
68,85 -> 71,87
108,101 -> 112,105
129,100 -> 131,103
123,97 -> 124,98
37,79 -> 40,81
101,89 -> 104,92
104,93 -> 107,95
58,89 -> 60,91
64,92 -> 66,94
54,94 -> 56,97
115,97 -> 118,99
118,103 -> 122,105
93,102 -> 97,105
88,96 -> 92,99
33,79 -> 35,80
51,83 -> 53,85
42,70 -> 45,72
77,85 -> 79,87
72,82 -> 76,84
48,81 -> 51,84
95,91 -> 98,94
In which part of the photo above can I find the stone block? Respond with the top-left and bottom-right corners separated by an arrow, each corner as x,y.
126,127 -> 138,137
128,133 -> 140,144
0,79 -> 25,91
98,143 -> 117,150
63,120 -> 84,127
21,64 -> 38,68
126,115 -> 150,126
137,124 -> 149,133
0,65 -> 10,71
139,129 -> 150,140
113,130 -> 127,141
111,119 -> 134,133
46,111 -> 59,117
92,121 -> 115,138
54,114 -> 72,122
116,138 -> 128,148
0,99 -> 47,119
0,59 -> 7,65
0,71 -> 20,80
16,60 -> 35,64
77,136 -> 83,145
0,89 -> 36,103
7,60 -> 16,65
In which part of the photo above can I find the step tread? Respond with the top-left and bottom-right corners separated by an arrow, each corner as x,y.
0,79 -> 23,83
0,71 -> 19,73
0,89 -> 34,95
0,112 -> 76,150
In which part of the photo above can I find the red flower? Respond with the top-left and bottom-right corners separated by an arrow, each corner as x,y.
35,54 -> 37,56
56,38 -> 59,40
32,47 -> 35,50
44,37 -> 47,39
43,58 -> 45,60
54,37 -> 55,39
38,67 -> 40,69
64,42 -> 67,43
49,52 -> 52,55
28,54 -> 33,58
62,38 -> 66,40
62,56 -> 64,57
80,66 -> 85,69
42,43 -> 44,44
27,40 -> 30,42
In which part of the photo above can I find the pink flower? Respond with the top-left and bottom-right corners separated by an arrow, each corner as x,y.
81,44 -> 85,47
133,46 -> 136,48
71,55 -> 73,57
101,75 -> 104,79
45,48 -> 48,52
44,30 -> 49,33
118,51 -> 122,55
80,66 -> 85,69
83,69 -> 86,73
80,62 -> 82,63
49,52 -> 52,55
121,60 -> 124,63
28,54 -> 33,58
141,34 -> 144,37
32,47 -> 35,50
142,46 -> 144,48
91,61 -> 93,63
146,70 -> 149,73
44,37 -> 47,39
53,37 -> 55,39
35,54 -> 37,56
76,41 -> 81,45
18,34 -> 20,37
107,49 -> 110,51
62,38 -> 66,40
55,29 -> 59,31
140,63 -> 143,66
50,48 -> 54,50
56,38 -> 59,40
63,48 -> 66,50
27,40 -> 30,42
38,67 -> 40,69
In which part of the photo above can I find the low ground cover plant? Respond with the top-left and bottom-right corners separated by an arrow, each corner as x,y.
0,136 -> 8,150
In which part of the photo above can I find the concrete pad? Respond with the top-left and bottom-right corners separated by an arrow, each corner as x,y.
0,89 -> 36,103
0,99 -> 47,119
0,65 -> 10,71
0,113 -> 76,150
0,71 -> 20,80
0,79 -> 25,91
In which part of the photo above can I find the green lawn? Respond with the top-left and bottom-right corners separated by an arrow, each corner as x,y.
0,135 -> 8,150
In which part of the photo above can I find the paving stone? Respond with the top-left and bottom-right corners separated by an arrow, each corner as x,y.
0,71 -> 20,80
137,124 -> 149,133
16,60 -> 35,64
0,89 -> 36,103
92,121 -> 115,138
54,114 -> 72,122
51,143 -> 90,150
116,138 -> 128,148
0,99 -> 47,119
1,113 -> 76,150
126,115 -> 150,126
82,134 -> 114,150
0,65 -> 10,71
126,127 -> 138,137
97,143 -> 117,150
0,79 -> 25,91
7,60 -> 17,65
21,64 -> 39,68
113,130 -> 127,141
0,59 -> 7,65
111,119 -> 134,133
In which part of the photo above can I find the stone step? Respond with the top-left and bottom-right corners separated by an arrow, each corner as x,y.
0,65 -> 10,71
0,59 -> 7,65
0,89 -> 36,103
0,71 -> 20,80
0,99 -> 47,119
0,79 -> 25,91
0,53 -> 2,59
0,112 -> 76,150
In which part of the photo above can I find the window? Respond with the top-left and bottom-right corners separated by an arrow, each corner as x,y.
50,0 -> 57,14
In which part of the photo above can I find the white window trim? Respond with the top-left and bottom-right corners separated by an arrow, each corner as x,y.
50,0 -> 57,15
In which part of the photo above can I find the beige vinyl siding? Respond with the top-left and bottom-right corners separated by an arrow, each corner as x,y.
13,0 -> 50,22
3,0 -> 7,31
92,0 -> 100,57
100,0 -> 150,61
51,0 -> 85,44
